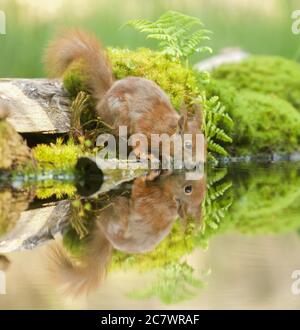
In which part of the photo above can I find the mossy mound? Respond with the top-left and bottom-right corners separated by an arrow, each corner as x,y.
212,56 -> 300,111
206,57 -> 300,155
228,91 -> 300,154
107,48 -> 207,109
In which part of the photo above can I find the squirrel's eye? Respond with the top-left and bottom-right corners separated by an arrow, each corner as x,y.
184,185 -> 193,194
184,140 -> 193,150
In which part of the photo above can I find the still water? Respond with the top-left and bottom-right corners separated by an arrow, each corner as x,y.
0,160 -> 300,309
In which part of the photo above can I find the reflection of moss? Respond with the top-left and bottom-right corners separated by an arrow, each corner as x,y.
0,120 -> 33,170
0,189 -> 30,236
197,163 -> 300,238
63,227 -> 89,258
227,163 -> 300,235
35,180 -> 77,199
111,221 -> 195,272
62,199 -> 94,258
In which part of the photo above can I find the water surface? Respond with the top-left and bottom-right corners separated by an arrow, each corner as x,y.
0,161 -> 300,309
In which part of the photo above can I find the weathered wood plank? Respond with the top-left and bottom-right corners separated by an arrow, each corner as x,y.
0,78 -> 71,133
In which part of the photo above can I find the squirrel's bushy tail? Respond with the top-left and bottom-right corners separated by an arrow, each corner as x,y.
47,227 -> 112,297
44,29 -> 114,101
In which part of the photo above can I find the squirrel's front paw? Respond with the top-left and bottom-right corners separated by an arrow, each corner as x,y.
144,169 -> 161,181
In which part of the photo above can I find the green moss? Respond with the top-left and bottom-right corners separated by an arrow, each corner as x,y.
231,91 -> 300,154
212,56 -> 300,111
202,56 -> 300,155
63,59 -> 90,99
107,47 -> 208,109
33,138 -> 84,171
206,80 -> 300,155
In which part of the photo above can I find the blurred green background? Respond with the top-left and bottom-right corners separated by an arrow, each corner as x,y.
0,0 -> 299,77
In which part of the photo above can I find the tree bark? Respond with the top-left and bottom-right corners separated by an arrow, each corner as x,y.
0,78 -> 71,133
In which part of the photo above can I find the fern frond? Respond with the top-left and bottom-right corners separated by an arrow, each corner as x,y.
125,11 -> 211,64
207,140 -> 228,156
198,94 -> 233,157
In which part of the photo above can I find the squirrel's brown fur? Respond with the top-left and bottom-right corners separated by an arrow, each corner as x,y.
47,226 -> 112,297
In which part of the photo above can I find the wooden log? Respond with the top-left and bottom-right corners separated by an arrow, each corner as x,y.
0,78 -> 71,133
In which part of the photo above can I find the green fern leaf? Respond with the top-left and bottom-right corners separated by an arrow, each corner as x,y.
124,11 -> 211,64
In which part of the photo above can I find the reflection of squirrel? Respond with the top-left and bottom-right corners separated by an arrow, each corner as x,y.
98,172 -> 206,253
48,172 -> 205,296
45,30 -> 202,160
48,227 -> 112,297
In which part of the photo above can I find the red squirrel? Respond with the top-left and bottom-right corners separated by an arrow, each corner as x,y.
48,172 -> 206,296
45,30 -> 203,166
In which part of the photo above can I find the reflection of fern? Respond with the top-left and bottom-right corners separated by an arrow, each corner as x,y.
128,262 -> 205,304
201,95 -> 233,159
125,11 -> 212,64
196,168 -> 233,248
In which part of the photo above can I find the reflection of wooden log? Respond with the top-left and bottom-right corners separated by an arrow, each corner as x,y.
0,78 -> 70,133
0,201 -> 70,253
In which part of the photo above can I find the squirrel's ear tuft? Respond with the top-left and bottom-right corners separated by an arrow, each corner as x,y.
177,115 -> 186,134
177,101 -> 188,133
176,199 -> 188,222
193,102 -> 203,129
